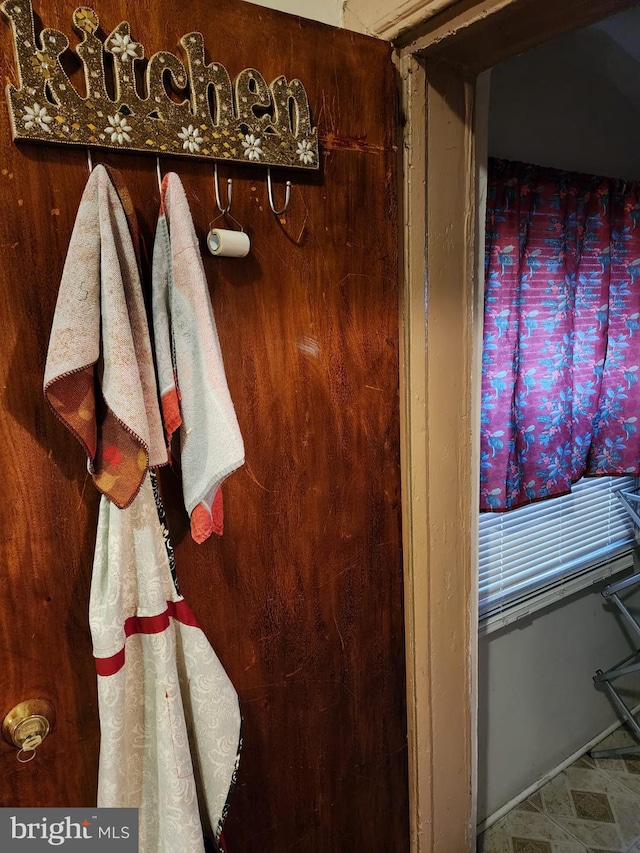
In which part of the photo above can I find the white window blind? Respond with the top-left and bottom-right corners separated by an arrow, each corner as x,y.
479,476 -> 637,620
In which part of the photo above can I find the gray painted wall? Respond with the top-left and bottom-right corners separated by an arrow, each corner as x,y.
478,580 -> 639,821
489,14 -> 640,182
480,8 -> 640,823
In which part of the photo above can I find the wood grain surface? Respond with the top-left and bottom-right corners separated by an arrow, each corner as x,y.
0,2 -> 408,850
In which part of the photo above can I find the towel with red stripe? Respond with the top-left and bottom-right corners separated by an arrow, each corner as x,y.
90,475 -> 241,852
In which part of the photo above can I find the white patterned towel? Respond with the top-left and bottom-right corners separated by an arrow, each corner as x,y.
90,475 -> 241,853
152,173 -> 244,543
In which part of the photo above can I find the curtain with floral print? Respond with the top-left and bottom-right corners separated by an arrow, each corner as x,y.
481,158 -> 640,511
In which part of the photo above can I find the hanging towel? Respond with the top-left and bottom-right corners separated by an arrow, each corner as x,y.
44,166 -> 241,852
90,474 -> 241,853
152,173 -> 244,543
44,164 -> 167,508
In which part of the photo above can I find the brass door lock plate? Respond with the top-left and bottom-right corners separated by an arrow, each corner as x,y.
2,699 -> 55,749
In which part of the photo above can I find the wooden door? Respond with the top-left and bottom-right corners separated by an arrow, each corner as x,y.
0,1 -> 407,850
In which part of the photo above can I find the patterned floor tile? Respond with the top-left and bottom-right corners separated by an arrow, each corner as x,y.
477,724 -> 640,853
591,727 -> 640,799
518,797 -> 542,813
477,804 -> 589,853
592,726 -> 640,755
534,764 -> 640,850
529,793 -> 544,811
596,758 -> 640,799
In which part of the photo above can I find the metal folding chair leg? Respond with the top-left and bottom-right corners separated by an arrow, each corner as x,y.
591,676 -> 640,757
591,485 -> 640,758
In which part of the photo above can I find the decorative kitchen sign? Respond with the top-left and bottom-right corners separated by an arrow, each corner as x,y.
0,0 -> 319,169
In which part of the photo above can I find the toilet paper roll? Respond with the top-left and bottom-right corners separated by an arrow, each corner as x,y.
206,228 -> 250,258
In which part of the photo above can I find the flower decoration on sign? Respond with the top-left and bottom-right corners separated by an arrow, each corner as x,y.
23,102 -> 51,132
108,31 -> 139,61
178,124 -> 203,153
296,139 -> 314,165
104,112 -> 132,144
242,133 -> 262,161
0,0 -> 320,170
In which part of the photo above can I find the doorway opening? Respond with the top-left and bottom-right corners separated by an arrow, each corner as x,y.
477,6 -> 640,846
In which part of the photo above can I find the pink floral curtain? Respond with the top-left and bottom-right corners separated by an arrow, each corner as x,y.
481,158 -> 640,511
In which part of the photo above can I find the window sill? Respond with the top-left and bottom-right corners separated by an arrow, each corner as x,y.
479,551 -> 636,637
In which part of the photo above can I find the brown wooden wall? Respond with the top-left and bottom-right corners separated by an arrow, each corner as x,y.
0,1 -> 408,850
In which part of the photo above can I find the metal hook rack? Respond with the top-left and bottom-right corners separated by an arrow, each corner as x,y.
87,131 -> 296,228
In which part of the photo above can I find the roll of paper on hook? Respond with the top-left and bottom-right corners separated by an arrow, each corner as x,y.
206,228 -> 250,258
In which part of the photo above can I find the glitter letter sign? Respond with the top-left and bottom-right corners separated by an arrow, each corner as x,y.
1,1 -> 319,169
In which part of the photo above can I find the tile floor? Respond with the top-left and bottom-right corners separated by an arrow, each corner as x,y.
478,726 -> 640,852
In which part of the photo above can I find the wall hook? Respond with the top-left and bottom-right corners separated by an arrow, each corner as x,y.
156,156 -> 163,194
214,163 -> 233,215
267,168 -> 291,216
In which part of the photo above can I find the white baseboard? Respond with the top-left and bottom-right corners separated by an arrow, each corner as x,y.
477,703 -> 640,835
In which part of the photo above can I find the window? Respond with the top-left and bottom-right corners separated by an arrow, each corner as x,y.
479,476 -> 637,628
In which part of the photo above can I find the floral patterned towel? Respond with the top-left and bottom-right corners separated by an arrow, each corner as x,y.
44,164 -> 167,508
90,474 -> 241,853
152,173 -> 244,542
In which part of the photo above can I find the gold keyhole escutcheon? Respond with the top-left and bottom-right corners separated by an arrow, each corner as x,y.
2,699 -> 55,749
